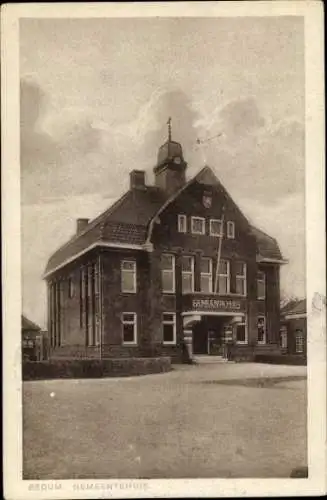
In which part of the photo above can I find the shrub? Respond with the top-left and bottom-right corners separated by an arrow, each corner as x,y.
23,357 -> 172,381
254,354 -> 306,366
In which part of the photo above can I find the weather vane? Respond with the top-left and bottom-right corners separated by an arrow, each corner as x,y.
167,117 -> 172,142
196,132 -> 223,145
195,131 -> 224,166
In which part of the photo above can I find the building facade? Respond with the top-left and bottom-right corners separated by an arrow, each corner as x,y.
280,299 -> 307,359
22,315 -> 48,361
44,134 -> 286,362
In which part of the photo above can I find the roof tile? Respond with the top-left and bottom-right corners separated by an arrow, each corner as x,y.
45,171 -> 283,276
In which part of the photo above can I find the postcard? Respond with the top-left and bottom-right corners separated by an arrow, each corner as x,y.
2,1 -> 326,498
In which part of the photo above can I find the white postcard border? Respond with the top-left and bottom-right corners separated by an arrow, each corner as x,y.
2,2 -> 326,499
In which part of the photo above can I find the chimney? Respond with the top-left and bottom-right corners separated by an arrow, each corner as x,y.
130,170 -> 146,190
76,218 -> 89,234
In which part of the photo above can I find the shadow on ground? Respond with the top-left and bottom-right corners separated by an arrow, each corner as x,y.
198,376 -> 307,389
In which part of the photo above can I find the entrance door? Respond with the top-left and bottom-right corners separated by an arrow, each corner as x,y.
192,316 -> 230,355
193,322 -> 208,354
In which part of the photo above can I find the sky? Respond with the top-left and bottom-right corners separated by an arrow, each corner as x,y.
20,16 -> 305,328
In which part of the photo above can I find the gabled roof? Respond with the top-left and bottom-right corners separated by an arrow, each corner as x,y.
44,166 -> 284,277
44,187 -> 168,276
22,315 -> 41,332
281,299 -> 306,317
250,226 -> 283,261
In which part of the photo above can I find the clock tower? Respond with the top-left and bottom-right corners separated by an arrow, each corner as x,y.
154,117 -> 187,196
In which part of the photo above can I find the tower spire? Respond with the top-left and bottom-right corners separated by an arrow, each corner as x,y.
167,116 -> 172,142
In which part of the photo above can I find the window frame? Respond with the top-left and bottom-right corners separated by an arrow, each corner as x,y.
191,216 -> 205,235
178,214 -> 187,233
227,221 -> 235,239
121,259 -> 137,294
295,330 -> 304,353
200,257 -> 213,293
257,315 -> 266,344
181,255 -> 195,294
209,218 -> 223,237
121,312 -> 137,345
161,253 -> 176,294
216,259 -> 230,295
68,276 -> 75,299
162,312 -> 177,345
257,271 -> 266,300
80,267 -> 85,328
235,320 -> 248,345
280,326 -> 288,349
235,261 -> 247,297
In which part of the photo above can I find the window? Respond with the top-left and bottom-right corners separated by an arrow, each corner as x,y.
295,330 -> 304,353
257,271 -> 266,300
257,316 -> 266,344
280,326 -> 288,349
68,277 -> 75,299
227,221 -> 235,239
161,254 -> 175,293
162,313 -> 176,345
49,281 -> 61,347
222,326 -> 233,344
178,214 -> 187,233
122,313 -> 137,345
210,219 -> 223,237
200,257 -> 213,293
216,259 -> 230,295
191,217 -> 205,235
87,265 -> 93,298
86,263 -> 96,346
235,262 -> 247,296
181,256 -> 194,294
236,322 -> 247,344
94,259 -> 101,346
80,267 -> 85,328
121,260 -> 136,293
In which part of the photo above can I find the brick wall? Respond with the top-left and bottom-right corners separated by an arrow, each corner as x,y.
265,264 -> 281,344
284,317 -> 307,357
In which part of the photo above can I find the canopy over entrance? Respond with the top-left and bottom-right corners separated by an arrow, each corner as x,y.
182,312 -> 245,357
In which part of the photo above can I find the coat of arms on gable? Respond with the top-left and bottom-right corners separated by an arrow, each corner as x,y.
202,191 -> 212,208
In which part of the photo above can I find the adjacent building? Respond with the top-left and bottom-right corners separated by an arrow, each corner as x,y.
22,315 -> 48,361
44,131 -> 286,362
280,298 -> 307,359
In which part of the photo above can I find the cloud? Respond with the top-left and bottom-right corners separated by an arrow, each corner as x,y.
20,78 -> 128,204
20,79 -> 60,174
218,97 -> 265,138
20,85 -> 306,327
237,192 -> 306,299
193,97 -> 304,205
22,193 -> 118,328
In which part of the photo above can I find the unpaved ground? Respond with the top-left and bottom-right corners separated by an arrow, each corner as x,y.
23,361 -> 307,479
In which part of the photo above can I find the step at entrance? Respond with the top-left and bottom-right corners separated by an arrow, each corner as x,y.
193,355 -> 230,364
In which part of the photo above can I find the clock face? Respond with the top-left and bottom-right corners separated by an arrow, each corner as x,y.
173,156 -> 181,164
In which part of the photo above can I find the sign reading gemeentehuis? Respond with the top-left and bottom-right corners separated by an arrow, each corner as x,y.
191,298 -> 244,312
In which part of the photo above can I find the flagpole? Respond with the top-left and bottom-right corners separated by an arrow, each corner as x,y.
214,207 -> 225,294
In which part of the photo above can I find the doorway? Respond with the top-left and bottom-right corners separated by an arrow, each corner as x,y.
192,316 -> 229,355
193,321 -> 208,354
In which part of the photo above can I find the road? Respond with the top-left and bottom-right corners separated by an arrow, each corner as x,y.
23,360 -> 307,479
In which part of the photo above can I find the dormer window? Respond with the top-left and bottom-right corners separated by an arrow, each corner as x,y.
227,221 -> 235,239
210,219 -> 223,237
191,217 -> 205,235
178,214 -> 187,233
